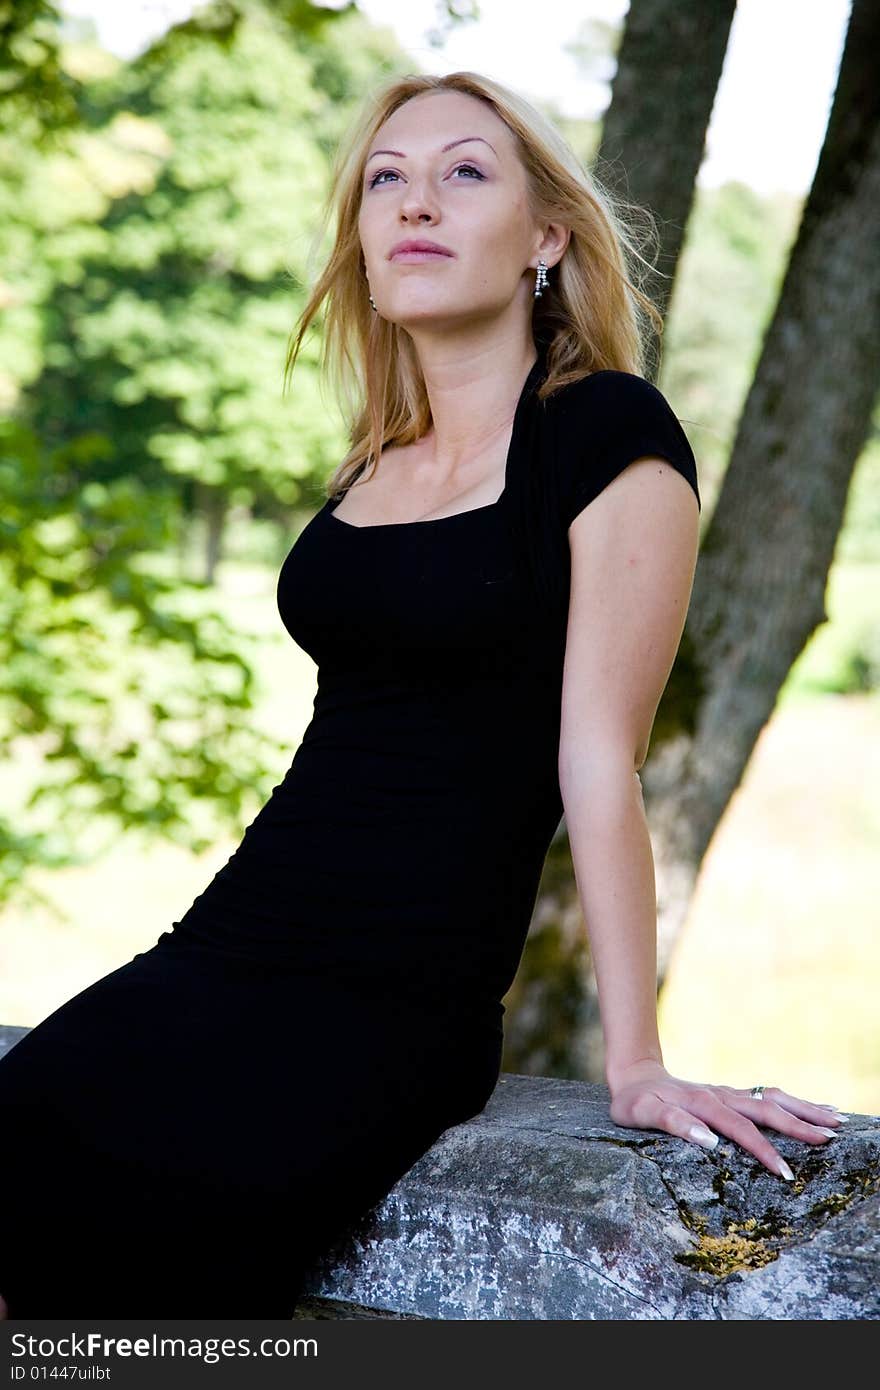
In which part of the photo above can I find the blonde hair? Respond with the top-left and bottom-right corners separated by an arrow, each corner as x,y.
282,70 -> 666,501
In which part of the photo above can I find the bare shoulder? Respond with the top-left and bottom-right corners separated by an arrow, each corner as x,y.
350,437 -> 419,487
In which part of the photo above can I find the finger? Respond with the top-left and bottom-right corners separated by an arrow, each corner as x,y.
721,1095 -> 840,1145
726,1085 -> 848,1127
622,1092 -> 721,1150
643,1095 -> 724,1152
673,1093 -> 797,1178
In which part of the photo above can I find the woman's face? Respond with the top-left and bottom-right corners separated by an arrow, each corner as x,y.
358,90 -> 540,333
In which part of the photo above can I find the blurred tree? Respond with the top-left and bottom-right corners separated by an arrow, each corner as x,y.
665,0 -> 880,987
567,0 -> 737,371
0,0 -> 81,136
23,1 -> 415,583
0,0 -> 414,914
0,418 -> 292,917
508,0 -> 880,1083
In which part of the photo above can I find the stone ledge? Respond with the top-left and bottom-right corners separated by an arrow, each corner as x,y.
294,1073 -> 880,1320
3,1025 -> 877,1319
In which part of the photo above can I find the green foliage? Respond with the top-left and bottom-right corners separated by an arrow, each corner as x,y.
0,0 -> 81,137
836,436 -> 880,564
782,559 -> 880,698
26,10 -> 344,519
0,0 -> 421,916
6,0 -> 417,524
0,418 -> 292,915
662,180 -> 806,493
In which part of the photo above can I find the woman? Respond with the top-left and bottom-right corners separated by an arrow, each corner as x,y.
0,71 -> 845,1319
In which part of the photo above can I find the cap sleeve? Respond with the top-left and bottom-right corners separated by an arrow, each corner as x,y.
554,370 -> 701,528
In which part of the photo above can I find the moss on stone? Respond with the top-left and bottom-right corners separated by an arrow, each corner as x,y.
592,1132 -> 880,1281
807,1164 -> 880,1220
808,1192 -> 851,1219
674,1212 -> 799,1275
676,1223 -> 779,1275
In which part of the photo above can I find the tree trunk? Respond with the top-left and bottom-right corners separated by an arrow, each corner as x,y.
651,0 -> 880,976
508,0 -> 880,1083
197,481 -> 226,585
597,0 -> 736,351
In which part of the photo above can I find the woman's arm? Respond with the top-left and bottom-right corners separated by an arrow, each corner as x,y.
559,753 -> 663,1088
559,456 -> 845,1177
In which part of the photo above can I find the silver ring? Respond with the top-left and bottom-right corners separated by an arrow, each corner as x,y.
749,1084 -> 765,1100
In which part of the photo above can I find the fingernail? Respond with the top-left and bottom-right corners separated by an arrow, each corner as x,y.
831,1113 -> 849,1122
688,1123 -> 719,1149
777,1157 -> 794,1181
817,1126 -> 837,1138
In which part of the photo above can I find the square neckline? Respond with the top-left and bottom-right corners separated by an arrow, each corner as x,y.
324,352 -> 544,531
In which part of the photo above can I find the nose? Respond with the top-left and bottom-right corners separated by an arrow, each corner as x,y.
397,175 -> 440,225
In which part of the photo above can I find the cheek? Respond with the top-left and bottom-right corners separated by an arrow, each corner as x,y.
475,224 -> 528,279
358,205 -> 379,251
476,201 -> 529,258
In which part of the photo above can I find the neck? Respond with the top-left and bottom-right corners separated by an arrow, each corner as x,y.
407,329 -> 538,473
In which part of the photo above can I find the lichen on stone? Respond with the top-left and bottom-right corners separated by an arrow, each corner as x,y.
675,1216 -> 790,1276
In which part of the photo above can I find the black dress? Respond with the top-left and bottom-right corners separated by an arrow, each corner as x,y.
0,348 -> 700,1317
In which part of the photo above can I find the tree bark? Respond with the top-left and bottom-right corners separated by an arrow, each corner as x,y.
508,0 -> 880,1083
651,0 -> 880,971
597,0 -> 736,347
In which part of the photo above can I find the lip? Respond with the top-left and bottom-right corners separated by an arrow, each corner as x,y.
389,239 -> 455,260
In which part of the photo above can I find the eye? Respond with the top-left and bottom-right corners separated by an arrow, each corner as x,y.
367,162 -> 486,189
367,169 -> 399,188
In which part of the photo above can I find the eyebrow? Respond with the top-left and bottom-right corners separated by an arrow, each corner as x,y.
365,136 -> 498,164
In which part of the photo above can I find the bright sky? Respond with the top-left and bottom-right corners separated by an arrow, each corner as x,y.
60,0 -> 852,195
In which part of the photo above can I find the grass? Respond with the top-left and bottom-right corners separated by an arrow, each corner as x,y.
659,689 -> 880,1115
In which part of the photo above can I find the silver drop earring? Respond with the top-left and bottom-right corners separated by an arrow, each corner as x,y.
369,292 -> 377,311
534,259 -> 549,298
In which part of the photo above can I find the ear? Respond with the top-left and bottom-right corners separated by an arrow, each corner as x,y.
537,221 -> 570,267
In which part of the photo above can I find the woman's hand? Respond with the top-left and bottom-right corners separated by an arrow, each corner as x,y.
607,1059 -> 847,1180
